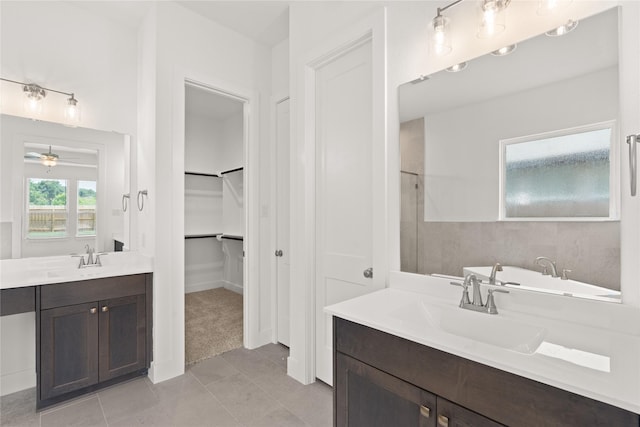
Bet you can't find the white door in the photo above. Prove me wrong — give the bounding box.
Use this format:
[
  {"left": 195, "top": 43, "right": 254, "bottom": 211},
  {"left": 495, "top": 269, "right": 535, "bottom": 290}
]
[
  {"left": 276, "top": 98, "right": 291, "bottom": 346},
  {"left": 315, "top": 39, "right": 384, "bottom": 384}
]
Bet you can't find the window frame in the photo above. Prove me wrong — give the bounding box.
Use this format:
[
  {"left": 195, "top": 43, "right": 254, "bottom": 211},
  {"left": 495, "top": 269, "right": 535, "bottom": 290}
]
[{"left": 498, "top": 120, "right": 619, "bottom": 221}]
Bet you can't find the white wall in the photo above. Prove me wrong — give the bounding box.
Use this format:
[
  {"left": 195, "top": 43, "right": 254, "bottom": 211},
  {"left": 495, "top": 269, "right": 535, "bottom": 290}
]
[
  {"left": 423, "top": 67, "right": 618, "bottom": 221},
  {"left": 136, "top": 1, "right": 273, "bottom": 384},
  {"left": 185, "top": 113, "right": 224, "bottom": 173},
  {"left": 0, "top": 1, "right": 137, "bottom": 135}
]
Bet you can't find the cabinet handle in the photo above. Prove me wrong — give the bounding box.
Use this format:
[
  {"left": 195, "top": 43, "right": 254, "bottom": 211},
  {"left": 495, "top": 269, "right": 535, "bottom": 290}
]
[
  {"left": 437, "top": 414, "right": 449, "bottom": 427},
  {"left": 419, "top": 405, "right": 431, "bottom": 418},
  {"left": 90, "top": 307, "right": 97, "bottom": 314},
  {"left": 101, "top": 306, "right": 109, "bottom": 313}
]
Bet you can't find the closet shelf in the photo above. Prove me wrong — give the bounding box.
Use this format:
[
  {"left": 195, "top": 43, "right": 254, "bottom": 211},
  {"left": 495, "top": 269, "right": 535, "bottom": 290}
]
[
  {"left": 184, "top": 233, "right": 244, "bottom": 241},
  {"left": 220, "top": 167, "right": 243, "bottom": 176},
  {"left": 185, "top": 233, "right": 222, "bottom": 239}
]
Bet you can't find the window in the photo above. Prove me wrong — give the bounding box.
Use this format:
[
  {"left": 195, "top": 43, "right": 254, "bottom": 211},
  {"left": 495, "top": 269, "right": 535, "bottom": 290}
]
[
  {"left": 27, "top": 178, "right": 68, "bottom": 238},
  {"left": 77, "top": 180, "right": 97, "bottom": 236},
  {"left": 501, "top": 123, "right": 616, "bottom": 219}
]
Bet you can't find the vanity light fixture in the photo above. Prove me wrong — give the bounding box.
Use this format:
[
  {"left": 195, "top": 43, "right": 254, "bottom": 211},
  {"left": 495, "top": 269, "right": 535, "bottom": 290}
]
[
  {"left": 491, "top": 44, "right": 517, "bottom": 56},
  {"left": 477, "top": 0, "right": 510, "bottom": 39},
  {"left": 428, "top": 0, "right": 463, "bottom": 56},
  {"left": 0, "top": 77, "right": 81, "bottom": 126},
  {"left": 545, "top": 19, "right": 578, "bottom": 36},
  {"left": 446, "top": 62, "right": 468, "bottom": 73}
]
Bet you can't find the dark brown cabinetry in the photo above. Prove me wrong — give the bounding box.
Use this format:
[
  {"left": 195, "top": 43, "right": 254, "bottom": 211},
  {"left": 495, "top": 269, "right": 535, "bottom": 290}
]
[
  {"left": 334, "top": 317, "right": 639, "bottom": 427},
  {"left": 37, "top": 273, "right": 152, "bottom": 409}
]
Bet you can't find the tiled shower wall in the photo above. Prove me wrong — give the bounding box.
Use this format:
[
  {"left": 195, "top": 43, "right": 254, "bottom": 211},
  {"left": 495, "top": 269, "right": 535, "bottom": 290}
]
[{"left": 400, "top": 118, "right": 620, "bottom": 291}]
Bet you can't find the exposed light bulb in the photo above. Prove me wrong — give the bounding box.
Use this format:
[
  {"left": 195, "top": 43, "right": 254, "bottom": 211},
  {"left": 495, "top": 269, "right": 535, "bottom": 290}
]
[
  {"left": 537, "top": 0, "right": 572, "bottom": 15},
  {"left": 430, "top": 14, "right": 452, "bottom": 56},
  {"left": 23, "top": 84, "right": 46, "bottom": 118},
  {"left": 477, "top": 0, "right": 507, "bottom": 39},
  {"left": 64, "top": 95, "right": 81, "bottom": 126}
]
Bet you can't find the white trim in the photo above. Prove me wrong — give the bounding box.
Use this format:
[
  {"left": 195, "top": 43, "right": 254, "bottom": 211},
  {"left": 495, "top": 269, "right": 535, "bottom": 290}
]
[
  {"left": 498, "top": 120, "right": 619, "bottom": 221},
  {"left": 168, "top": 66, "right": 260, "bottom": 383},
  {"left": 289, "top": 7, "right": 388, "bottom": 385}
]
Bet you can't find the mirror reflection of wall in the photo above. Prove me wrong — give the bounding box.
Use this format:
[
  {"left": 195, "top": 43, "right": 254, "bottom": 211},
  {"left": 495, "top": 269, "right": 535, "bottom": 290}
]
[
  {"left": 0, "top": 114, "right": 130, "bottom": 259},
  {"left": 399, "top": 7, "right": 620, "bottom": 294}
]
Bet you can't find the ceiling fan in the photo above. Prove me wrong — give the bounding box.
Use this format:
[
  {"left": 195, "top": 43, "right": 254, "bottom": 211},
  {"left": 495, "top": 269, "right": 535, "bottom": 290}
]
[{"left": 24, "top": 145, "right": 59, "bottom": 167}]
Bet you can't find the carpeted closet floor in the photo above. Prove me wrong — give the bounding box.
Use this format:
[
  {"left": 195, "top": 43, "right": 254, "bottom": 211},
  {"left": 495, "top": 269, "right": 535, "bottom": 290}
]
[{"left": 185, "top": 287, "right": 243, "bottom": 365}]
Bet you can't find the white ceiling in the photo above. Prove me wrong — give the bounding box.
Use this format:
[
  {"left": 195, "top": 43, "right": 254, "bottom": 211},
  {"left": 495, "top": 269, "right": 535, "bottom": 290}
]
[
  {"left": 67, "top": 1, "right": 289, "bottom": 47},
  {"left": 179, "top": 1, "right": 289, "bottom": 47}
]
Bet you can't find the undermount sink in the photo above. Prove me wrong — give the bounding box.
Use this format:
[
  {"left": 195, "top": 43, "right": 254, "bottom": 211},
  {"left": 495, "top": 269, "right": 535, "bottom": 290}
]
[
  {"left": 439, "top": 307, "right": 546, "bottom": 354},
  {"left": 389, "top": 298, "right": 546, "bottom": 355}
]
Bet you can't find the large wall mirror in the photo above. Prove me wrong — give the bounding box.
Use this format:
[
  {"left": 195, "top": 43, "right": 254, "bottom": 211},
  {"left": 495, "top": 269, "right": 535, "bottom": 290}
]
[
  {"left": 399, "top": 7, "right": 622, "bottom": 302},
  {"left": 1, "top": 114, "right": 131, "bottom": 259}
]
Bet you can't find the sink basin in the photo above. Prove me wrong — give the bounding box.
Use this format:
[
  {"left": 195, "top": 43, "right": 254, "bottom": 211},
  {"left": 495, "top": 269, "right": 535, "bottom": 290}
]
[
  {"left": 389, "top": 298, "right": 546, "bottom": 354},
  {"left": 439, "top": 307, "right": 546, "bottom": 354}
]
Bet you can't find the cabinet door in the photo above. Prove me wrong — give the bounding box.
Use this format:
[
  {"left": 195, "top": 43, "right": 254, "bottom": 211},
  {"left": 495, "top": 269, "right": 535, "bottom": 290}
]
[
  {"left": 40, "top": 303, "right": 99, "bottom": 400},
  {"left": 436, "top": 397, "right": 503, "bottom": 427},
  {"left": 98, "top": 294, "right": 146, "bottom": 381},
  {"left": 336, "top": 352, "right": 437, "bottom": 427}
]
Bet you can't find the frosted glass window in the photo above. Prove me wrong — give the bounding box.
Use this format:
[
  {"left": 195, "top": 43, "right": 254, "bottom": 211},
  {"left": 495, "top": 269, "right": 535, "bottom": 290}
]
[{"left": 503, "top": 127, "right": 612, "bottom": 218}]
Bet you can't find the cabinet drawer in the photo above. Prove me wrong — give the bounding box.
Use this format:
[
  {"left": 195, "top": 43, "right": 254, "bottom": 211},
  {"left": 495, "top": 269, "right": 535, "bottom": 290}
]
[
  {"left": 41, "top": 274, "right": 146, "bottom": 309},
  {"left": 1, "top": 287, "right": 35, "bottom": 316}
]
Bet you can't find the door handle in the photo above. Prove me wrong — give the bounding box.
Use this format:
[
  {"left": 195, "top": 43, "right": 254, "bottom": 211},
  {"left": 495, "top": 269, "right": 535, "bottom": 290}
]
[
  {"left": 627, "top": 134, "right": 639, "bottom": 197},
  {"left": 275, "top": 249, "right": 283, "bottom": 257},
  {"left": 101, "top": 306, "right": 109, "bottom": 313},
  {"left": 437, "top": 414, "right": 449, "bottom": 427},
  {"left": 363, "top": 267, "right": 373, "bottom": 279}
]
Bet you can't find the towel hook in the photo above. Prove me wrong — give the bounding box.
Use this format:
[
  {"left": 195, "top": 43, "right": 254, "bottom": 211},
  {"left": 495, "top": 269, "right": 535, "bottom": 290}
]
[
  {"left": 137, "top": 190, "right": 148, "bottom": 211},
  {"left": 122, "top": 193, "right": 130, "bottom": 212}
]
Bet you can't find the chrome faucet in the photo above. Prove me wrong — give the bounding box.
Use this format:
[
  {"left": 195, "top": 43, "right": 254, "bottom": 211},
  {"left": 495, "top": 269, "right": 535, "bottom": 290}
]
[
  {"left": 488, "top": 262, "right": 503, "bottom": 285},
  {"left": 535, "top": 256, "right": 559, "bottom": 278},
  {"left": 450, "top": 274, "right": 509, "bottom": 314},
  {"left": 85, "top": 244, "right": 95, "bottom": 265},
  {"left": 72, "top": 245, "right": 105, "bottom": 268}
]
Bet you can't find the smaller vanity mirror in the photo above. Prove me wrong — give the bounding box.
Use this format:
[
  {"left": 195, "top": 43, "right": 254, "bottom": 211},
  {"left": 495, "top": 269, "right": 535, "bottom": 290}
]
[
  {"left": 399, "top": 7, "right": 621, "bottom": 301},
  {"left": 1, "top": 114, "right": 131, "bottom": 258}
]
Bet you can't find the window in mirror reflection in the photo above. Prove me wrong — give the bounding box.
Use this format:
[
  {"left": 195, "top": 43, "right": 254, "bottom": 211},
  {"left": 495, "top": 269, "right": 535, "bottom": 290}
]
[
  {"left": 77, "top": 180, "right": 97, "bottom": 236},
  {"left": 27, "top": 178, "right": 68, "bottom": 238},
  {"left": 501, "top": 122, "right": 616, "bottom": 219}
]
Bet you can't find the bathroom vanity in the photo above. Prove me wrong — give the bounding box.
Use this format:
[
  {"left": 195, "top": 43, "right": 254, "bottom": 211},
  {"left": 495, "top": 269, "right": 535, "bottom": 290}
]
[
  {"left": 327, "top": 273, "right": 640, "bottom": 426},
  {"left": 0, "top": 253, "right": 153, "bottom": 409}
]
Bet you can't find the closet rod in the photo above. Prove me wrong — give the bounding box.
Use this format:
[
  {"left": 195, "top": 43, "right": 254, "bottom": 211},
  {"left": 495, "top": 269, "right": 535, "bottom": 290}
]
[{"left": 220, "top": 167, "right": 243, "bottom": 176}]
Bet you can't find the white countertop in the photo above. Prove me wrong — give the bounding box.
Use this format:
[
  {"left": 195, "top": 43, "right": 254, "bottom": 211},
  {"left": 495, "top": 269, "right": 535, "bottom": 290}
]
[
  {"left": 325, "top": 271, "right": 640, "bottom": 414},
  {"left": 1, "top": 252, "right": 153, "bottom": 289}
]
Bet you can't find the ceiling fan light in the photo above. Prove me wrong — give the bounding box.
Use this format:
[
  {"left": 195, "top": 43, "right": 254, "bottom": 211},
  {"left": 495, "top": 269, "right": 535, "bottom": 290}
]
[{"left": 42, "top": 157, "right": 57, "bottom": 167}]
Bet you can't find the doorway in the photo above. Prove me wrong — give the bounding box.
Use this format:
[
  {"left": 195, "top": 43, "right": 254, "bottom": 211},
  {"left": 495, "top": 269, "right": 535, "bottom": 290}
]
[{"left": 183, "top": 82, "right": 246, "bottom": 365}]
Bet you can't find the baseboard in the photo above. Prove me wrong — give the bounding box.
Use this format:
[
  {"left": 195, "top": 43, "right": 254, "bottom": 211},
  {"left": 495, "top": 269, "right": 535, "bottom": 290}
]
[
  {"left": 185, "top": 281, "right": 225, "bottom": 294},
  {"left": 287, "top": 356, "right": 313, "bottom": 385},
  {"left": 0, "top": 370, "right": 36, "bottom": 396},
  {"left": 223, "top": 280, "right": 243, "bottom": 295}
]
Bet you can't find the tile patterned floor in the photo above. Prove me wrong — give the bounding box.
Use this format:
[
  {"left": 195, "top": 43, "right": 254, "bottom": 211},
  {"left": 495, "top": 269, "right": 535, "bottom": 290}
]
[{"left": 0, "top": 344, "right": 333, "bottom": 427}]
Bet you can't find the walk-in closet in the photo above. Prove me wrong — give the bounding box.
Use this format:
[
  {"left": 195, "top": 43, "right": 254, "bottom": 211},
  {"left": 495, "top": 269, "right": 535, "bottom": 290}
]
[{"left": 183, "top": 82, "right": 245, "bottom": 365}]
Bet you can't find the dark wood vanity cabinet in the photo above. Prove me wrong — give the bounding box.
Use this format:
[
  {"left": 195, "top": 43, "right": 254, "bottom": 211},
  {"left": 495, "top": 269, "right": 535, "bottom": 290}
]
[
  {"left": 334, "top": 317, "right": 639, "bottom": 427},
  {"left": 37, "top": 273, "right": 152, "bottom": 409}
]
